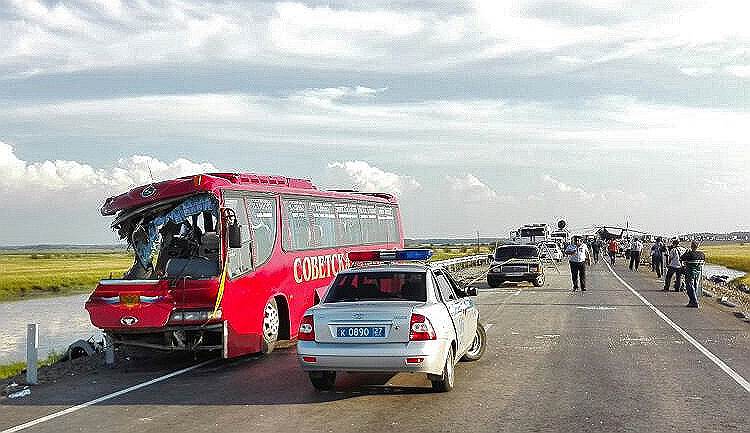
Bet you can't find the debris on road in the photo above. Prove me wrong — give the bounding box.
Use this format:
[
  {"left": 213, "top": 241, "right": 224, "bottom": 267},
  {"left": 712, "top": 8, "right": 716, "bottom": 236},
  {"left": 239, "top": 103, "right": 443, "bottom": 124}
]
[
  {"left": 719, "top": 297, "right": 737, "bottom": 308},
  {"left": 8, "top": 387, "right": 31, "bottom": 399},
  {"left": 3, "top": 382, "right": 31, "bottom": 399}
]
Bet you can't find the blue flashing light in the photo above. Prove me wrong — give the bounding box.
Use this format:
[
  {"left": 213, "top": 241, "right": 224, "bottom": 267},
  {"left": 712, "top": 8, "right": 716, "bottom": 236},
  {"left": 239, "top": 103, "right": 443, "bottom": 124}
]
[{"left": 396, "top": 249, "right": 433, "bottom": 261}]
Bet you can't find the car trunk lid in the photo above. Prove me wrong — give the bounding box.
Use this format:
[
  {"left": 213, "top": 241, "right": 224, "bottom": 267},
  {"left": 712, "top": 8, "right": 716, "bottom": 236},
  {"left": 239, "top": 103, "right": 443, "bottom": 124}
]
[{"left": 313, "top": 302, "right": 419, "bottom": 343}]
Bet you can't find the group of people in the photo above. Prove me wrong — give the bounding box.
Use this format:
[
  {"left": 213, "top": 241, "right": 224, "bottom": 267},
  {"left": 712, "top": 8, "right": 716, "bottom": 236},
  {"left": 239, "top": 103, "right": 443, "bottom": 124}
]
[
  {"left": 562, "top": 235, "right": 705, "bottom": 308},
  {"left": 655, "top": 238, "right": 706, "bottom": 308}
]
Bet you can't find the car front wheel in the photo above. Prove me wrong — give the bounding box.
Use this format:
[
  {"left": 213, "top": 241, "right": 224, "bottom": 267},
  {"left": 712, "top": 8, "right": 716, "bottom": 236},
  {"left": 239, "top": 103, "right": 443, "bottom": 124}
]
[{"left": 532, "top": 274, "right": 545, "bottom": 287}]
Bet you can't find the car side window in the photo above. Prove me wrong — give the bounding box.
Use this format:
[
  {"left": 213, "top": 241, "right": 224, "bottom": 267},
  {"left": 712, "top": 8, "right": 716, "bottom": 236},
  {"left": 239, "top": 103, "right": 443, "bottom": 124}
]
[{"left": 434, "top": 272, "right": 457, "bottom": 302}]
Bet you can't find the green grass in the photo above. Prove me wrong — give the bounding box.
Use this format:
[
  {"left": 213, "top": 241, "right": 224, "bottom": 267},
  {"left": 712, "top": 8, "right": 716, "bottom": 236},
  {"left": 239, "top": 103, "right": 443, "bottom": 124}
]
[
  {"left": 425, "top": 245, "right": 494, "bottom": 262},
  {"left": 702, "top": 243, "right": 750, "bottom": 286},
  {"left": 0, "top": 252, "right": 133, "bottom": 302},
  {"left": 0, "top": 351, "right": 64, "bottom": 380}
]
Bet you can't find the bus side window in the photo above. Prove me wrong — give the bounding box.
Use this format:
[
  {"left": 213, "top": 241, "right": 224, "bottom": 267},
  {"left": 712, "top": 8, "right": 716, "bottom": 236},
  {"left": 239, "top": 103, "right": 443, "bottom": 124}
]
[
  {"left": 309, "top": 201, "right": 336, "bottom": 248},
  {"left": 224, "top": 197, "right": 252, "bottom": 278},
  {"left": 282, "top": 198, "right": 311, "bottom": 250},
  {"left": 246, "top": 197, "right": 277, "bottom": 266},
  {"left": 334, "top": 201, "right": 361, "bottom": 246}
]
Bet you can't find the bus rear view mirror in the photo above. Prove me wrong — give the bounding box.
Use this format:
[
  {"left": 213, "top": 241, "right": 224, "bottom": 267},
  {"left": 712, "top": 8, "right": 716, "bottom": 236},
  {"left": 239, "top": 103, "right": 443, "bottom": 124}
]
[{"left": 228, "top": 222, "right": 243, "bottom": 248}]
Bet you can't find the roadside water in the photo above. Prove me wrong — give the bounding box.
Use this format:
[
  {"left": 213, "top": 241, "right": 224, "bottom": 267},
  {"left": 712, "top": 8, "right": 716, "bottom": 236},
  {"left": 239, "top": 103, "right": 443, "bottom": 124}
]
[
  {"left": 702, "top": 263, "right": 746, "bottom": 280},
  {"left": 0, "top": 293, "right": 100, "bottom": 365}
]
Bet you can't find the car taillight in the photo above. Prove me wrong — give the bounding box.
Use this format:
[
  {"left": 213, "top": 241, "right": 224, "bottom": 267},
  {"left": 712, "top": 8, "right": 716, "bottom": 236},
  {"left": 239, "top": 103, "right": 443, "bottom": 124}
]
[
  {"left": 298, "top": 315, "right": 315, "bottom": 341},
  {"left": 409, "top": 314, "right": 436, "bottom": 341}
]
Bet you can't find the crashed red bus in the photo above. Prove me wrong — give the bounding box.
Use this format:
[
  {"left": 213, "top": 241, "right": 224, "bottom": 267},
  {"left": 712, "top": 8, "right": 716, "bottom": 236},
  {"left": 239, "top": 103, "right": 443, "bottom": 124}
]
[{"left": 85, "top": 173, "right": 403, "bottom": 358}]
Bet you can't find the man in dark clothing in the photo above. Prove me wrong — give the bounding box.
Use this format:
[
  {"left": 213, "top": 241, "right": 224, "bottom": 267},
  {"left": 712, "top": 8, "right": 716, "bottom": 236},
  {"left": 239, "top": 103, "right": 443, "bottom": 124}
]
[
  {"left": 591, "top": 239, "right": 601, "bottom": 264},
  {"left": 680, "top": 241, "right": 705, "bottom": 308}
]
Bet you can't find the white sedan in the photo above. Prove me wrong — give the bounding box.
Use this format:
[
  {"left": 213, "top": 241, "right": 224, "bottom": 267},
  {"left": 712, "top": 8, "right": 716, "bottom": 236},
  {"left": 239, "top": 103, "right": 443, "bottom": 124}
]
[{"left": 297, "top": 250, "right": 486, "bottom": 392}]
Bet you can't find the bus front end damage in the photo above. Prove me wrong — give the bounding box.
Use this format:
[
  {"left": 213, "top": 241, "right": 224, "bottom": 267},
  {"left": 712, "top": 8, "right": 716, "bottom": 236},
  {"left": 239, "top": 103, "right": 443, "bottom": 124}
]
[{"left": 86, "top": 191, "right": 228, "bottom": 355}]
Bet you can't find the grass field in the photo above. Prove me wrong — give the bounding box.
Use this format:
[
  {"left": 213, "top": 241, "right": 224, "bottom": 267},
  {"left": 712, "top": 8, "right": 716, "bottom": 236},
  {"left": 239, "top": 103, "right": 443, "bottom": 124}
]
[
  {"left": 425, "top": 245, "right": 494, "bottom": 262},
  {"left": 0, "top": 252, "right": 133, "bottom": 302},
  {"left": 702, "top": 243, "right": 750, "bottom": 286},
  {"left": 0, "top": 351, "right": 63, "bottom": 380}
]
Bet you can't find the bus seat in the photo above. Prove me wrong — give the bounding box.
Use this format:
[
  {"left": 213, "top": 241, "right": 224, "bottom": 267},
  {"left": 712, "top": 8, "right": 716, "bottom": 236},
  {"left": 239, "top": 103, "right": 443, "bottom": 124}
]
[
  {"left": 165, "top": 257, "right": 220, "bottom": 279},
  {"left": 200, "top": 232, "right": 220, "bottom": 259}
]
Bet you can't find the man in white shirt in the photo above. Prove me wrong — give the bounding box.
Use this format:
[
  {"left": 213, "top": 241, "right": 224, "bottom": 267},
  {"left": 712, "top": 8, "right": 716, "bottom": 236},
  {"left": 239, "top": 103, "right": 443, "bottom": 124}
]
[
  {"left": 565, "top": 236, "right": 592, "bottom": 292},
  {"left": 663, "top": 239, "right": 686, "bottom": 291},
  {"left": 628, "top": 237, "right": 644, "bottom": 271}
]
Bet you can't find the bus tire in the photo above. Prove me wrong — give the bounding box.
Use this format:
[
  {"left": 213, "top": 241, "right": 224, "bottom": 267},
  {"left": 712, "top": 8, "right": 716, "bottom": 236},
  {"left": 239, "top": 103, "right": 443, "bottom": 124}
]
[{"left": 261, "top": 298, "right": 280, "bottom": 354}]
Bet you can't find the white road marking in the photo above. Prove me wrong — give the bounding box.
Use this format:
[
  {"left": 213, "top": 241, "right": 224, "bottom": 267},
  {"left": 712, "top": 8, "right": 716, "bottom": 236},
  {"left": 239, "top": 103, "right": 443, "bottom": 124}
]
[
  {"left": 1, "top": 359, "right": 216, "bottom": 433},
  {"left": 484, "top": 323, "right": 494, "bottom": 330},
  {"left": 576, "top": 306, "right": 617, "bottom": 311},
  {"left": 605, "top": 261, "right": 750, "bottom": 393}
]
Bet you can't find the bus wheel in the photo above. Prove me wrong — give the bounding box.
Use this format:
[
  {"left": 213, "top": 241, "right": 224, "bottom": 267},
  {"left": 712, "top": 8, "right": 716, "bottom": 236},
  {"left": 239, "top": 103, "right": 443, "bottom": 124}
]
[{"left": 262, "top": 298, "right": 280, "bottom": 354}]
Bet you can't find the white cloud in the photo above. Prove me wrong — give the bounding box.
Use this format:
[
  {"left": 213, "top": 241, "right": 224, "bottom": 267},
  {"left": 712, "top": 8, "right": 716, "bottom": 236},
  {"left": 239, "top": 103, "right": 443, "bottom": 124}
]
[
  {"left": 0, "top": 140, "right": 217, "bottom": 244},
  {"left": 0, "top": 140, "right": 216, "bottom": 194},
  {"left": 4, "top": 0, "right": 750, "bottom": 77},
  {"left": 326, "top": 161, "right": 420, "bottom": 196},
  {"left": 542, "top": 174, "right": 595, "bottom": 201},
  {"left": 445, "top": 173, "right": 510, "bottom": 203}
]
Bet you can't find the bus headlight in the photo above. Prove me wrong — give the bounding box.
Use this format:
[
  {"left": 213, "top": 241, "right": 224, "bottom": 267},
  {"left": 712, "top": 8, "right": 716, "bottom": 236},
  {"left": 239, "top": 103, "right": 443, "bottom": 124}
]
[{"left": 169, "top": 310, "right": 216, "bottom": 323}]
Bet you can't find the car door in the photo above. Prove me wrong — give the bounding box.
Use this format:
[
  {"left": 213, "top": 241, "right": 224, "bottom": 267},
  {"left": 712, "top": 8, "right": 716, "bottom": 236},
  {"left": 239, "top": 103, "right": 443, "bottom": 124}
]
[
  {"left": 434, "top": 270, "right": 466, "bottom": 355},
  {"left": 445, "top": 270, "right": 478, "bottom": 351}
]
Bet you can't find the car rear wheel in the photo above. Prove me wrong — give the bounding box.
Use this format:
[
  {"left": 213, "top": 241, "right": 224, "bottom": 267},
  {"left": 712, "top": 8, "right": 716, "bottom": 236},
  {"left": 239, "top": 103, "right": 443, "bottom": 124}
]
[
  {"left": 309, "top": 371, "right": 336, "bottom": 391},
  {"left": 261, "top": 298, "right": 280, "bottom": 354},
  {"left": 461, "top": 323, "right": 486, "bottom": 362},
  {"left": 431, "top": 347, "right": 455, "bottom": 392}
]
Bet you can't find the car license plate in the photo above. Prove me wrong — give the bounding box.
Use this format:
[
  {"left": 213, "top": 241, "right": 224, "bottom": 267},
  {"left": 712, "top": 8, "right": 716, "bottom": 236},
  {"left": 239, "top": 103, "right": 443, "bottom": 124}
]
[
  {"left": 336, "top": 326, "right": 386, "bottom": 338},
  {"left": 505, "top": 272, "right": 523, "bottom": 277},
  {"left": 119, "top": 293, "right": 140, "bottom": 307}
]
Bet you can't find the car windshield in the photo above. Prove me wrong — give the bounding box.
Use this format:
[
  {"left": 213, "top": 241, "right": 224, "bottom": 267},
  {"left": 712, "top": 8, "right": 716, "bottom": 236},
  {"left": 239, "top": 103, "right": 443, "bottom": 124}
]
[
  {"left": 325, "top": 271, "right": 427, "bottom": 303},
  {"left": 495, "top": 246, "right": 538, "bottom": 261}
]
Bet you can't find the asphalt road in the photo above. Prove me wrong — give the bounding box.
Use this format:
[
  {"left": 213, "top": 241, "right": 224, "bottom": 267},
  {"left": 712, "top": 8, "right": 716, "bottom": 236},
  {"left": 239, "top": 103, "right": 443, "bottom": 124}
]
[{"left": 2, "top": 260, "right": 749, "bottom": 433}]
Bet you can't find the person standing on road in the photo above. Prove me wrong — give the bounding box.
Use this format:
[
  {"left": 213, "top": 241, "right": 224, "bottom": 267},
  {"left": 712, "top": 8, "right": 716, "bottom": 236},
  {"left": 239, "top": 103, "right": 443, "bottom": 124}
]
[
  {"left": 608, "top": 238, "right": 619, "bottom": 266},
  {"left": 664, "top": 239, "right": 686, "bottom": 292},
  {"left": 628, "top": 237, "right": 644, "bottom": 271},
  {"left": 591, "top": 238, "right": 602, "bottom": 264},
  {"left": 680, "top": 241, "right": 705, "bottom": 308},
  {"left": 565, "top": 236, "right": 592, "bottom": 292},
  {"left": 651, "top": 238, "right": 666, "bottom": 278}
]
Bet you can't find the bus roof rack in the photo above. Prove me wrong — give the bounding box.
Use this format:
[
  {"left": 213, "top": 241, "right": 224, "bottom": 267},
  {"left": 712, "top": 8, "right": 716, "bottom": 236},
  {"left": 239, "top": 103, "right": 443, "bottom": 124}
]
[
  {"left": 327, "top": 190, "right": 396, "bottom": 200},
  {"left": 207, "top": 173, "right": 316, "bottom": 190}
]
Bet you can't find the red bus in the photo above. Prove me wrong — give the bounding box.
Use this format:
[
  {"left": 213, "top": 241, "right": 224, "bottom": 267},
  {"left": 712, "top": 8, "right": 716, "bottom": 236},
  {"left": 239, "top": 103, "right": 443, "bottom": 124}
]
[{"left": 85, "top": 173, "right": 403, "bottom": 358}]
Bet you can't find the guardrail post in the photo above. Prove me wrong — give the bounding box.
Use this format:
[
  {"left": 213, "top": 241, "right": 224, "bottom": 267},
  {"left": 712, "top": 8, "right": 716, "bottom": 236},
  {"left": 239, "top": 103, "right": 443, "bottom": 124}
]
[
  {"left": 104, "top": 334, "right": 115, "bottom": 366},
  {"left": 26, "top": 324, "right": 38, "bottom": 385}
]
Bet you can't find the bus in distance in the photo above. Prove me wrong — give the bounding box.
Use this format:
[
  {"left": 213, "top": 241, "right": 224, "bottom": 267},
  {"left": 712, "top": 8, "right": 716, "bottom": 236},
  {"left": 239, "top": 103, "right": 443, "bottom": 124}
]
[{"left": 85, "top": 173, "right": 404, "bottom": 358}]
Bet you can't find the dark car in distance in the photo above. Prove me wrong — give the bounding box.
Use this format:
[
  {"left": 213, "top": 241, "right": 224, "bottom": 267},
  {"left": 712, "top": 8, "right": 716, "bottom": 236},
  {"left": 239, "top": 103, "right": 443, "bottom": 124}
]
[{"left": 486, "top": 245, "right": 545, "bottom": 288}]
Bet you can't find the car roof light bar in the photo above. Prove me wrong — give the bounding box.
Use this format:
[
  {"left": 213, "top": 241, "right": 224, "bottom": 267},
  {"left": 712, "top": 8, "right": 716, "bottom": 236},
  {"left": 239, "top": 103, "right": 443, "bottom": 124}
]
[{"left": 348, "top": 249, "right": 433, "bottom": 263}]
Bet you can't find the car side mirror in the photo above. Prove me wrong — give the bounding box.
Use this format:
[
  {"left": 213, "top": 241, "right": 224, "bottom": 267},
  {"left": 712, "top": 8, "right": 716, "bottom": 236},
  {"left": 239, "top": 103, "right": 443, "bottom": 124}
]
[
  {"left": 465, "top": 286, "right": 478, "bottom": 296},
  {"left": 228, "top": 221, "right": 243, "bottom": 248}
]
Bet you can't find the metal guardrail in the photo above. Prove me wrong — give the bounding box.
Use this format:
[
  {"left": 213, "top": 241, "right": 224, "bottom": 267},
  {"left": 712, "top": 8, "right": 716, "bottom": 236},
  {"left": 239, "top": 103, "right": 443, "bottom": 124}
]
[{"left": 433, "top": 254, "right": 489, "bottom": 272}]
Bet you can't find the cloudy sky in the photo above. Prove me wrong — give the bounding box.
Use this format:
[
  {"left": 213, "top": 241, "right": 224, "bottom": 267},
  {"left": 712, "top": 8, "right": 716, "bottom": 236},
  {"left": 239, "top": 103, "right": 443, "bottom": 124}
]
[{"left": 2, "top": 0, "right": 750, "bottom": 245}]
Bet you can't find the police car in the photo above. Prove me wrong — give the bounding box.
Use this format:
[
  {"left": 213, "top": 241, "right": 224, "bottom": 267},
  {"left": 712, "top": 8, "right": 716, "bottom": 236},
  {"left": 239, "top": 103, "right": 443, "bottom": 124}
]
[{"left": 297, "top": 249, "right": 486, "bottom": 392}]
